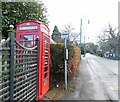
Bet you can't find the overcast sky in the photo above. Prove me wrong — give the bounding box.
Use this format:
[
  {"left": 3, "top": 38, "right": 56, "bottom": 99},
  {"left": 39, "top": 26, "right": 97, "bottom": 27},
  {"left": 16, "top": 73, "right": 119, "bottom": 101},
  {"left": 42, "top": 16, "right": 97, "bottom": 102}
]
[{"left": 42, "top": 0, "right": 119, "bottom": 44}]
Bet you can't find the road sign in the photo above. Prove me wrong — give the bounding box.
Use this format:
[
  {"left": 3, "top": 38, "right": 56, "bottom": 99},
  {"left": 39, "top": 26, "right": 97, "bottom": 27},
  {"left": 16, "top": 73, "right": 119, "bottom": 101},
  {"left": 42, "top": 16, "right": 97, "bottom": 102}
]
[{"left": 61, "top": 32, "right": 69, "bottom": 39}]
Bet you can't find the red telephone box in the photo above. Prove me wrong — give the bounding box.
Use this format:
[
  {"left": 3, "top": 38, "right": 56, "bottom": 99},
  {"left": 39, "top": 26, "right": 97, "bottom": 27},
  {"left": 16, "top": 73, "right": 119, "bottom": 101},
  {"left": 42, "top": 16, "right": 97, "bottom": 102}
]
[{"left": 16, "top": 20, "right": 50, "bottom": 100}]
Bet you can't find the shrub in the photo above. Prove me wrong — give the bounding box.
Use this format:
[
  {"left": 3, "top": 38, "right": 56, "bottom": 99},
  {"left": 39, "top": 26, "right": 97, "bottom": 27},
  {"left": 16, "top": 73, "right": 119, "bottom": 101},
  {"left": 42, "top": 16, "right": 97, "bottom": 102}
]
[{"left": 50, "top": 43, "right": 80, "bottom": 87}]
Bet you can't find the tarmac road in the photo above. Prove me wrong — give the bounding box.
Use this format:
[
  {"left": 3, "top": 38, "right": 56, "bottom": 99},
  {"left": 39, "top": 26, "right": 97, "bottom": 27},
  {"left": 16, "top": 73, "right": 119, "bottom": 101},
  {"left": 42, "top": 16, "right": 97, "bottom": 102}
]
[{"left": 60, "top": 53, "right": 118, "bottom": 101}]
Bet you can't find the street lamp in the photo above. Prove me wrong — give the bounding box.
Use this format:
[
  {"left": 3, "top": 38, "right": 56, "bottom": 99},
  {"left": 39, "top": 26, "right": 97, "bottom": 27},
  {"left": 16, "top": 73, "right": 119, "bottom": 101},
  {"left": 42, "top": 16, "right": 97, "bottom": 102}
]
[{"left": 80, "top": 17, "right": 90, "bottom": 58}]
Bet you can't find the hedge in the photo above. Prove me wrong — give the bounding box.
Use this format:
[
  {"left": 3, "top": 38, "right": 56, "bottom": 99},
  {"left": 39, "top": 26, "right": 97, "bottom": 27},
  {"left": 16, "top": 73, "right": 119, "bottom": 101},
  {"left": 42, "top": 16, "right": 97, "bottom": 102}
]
[{"left": 50, "top": 43, "right": 80, "bottom": 87}]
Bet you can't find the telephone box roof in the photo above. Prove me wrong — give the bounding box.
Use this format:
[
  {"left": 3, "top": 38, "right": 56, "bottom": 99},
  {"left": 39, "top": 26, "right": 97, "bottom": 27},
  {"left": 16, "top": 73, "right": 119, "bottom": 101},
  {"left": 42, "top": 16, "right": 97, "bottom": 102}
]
[{"left": 16, "top": 20, "right": 50, "bottom": 31}]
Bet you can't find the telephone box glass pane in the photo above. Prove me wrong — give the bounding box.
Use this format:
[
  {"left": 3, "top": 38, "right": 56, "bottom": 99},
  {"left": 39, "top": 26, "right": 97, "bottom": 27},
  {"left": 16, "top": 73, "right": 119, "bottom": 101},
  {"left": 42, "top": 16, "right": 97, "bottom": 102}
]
[
  {"left": 23, "top": 35, "right": 33, "bottom": 40},
  {"left": 20, "top": 34, "right": 39, "bottom": 47},
  {"left": 44, "top": 78, "right": 48, "bottom": 85},
  {"left": 45, "top": 50, "right": 48, "bottom": 54},
  {"left": 45, "top": 38, "right": 49, "bottom": 42},
  {"left": 44, "top": 73, "right": 47, "bottom": 78},
  {"left": 44, "top": 61, "right": 48, "bottom": 66},
  {"left": 21, "top": 41, "right": 33, "bottom": 47},
  {"left": 44, "top": 67, "right": 48, "bottom": 72},
  {"left": 45, "top": 43, "right": 48, "bottom": 48}
]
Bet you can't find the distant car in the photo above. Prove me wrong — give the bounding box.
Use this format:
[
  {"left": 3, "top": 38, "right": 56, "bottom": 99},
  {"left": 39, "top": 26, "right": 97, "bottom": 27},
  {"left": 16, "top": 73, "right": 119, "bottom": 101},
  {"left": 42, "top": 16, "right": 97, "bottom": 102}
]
[
  {"left": 104, "top": 51, "right": 109, "bottom": 58},
  {"left": 104, "top": 51, "right": 119, "bottom": 60}
]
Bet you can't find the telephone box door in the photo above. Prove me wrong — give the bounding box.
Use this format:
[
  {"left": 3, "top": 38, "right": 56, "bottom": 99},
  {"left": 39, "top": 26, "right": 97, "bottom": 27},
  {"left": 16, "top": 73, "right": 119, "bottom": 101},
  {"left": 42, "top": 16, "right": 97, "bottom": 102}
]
[{"left": 41, "top": 34, "right": 50, "bottom": 95}]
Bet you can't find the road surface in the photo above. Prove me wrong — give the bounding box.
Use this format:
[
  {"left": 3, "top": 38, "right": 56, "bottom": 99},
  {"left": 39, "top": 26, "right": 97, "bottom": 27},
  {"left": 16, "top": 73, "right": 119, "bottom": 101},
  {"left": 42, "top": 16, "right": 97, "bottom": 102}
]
[{"left": 60, "top": 53, "right": 119, "bottom": 101}]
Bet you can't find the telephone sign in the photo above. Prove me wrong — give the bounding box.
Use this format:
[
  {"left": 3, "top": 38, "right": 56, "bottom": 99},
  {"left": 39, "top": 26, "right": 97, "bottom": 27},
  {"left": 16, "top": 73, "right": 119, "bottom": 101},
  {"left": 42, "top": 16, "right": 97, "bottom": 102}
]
[{"left": 19, "top": 26, "right": 38, "bottom": 30}]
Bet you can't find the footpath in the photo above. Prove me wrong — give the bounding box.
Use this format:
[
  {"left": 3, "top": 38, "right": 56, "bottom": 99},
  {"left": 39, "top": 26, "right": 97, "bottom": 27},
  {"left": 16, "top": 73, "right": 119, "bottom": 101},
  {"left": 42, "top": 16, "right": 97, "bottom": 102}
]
[{"left": 41, "top": 83, "right": 75, "bottom": 100}]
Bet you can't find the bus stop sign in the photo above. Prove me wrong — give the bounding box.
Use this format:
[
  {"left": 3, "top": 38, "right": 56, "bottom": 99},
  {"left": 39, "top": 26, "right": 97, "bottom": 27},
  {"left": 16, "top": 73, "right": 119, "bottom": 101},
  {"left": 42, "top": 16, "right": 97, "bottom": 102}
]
[{"left": 61, "top": 32, "right": 69, "bottom": 39}]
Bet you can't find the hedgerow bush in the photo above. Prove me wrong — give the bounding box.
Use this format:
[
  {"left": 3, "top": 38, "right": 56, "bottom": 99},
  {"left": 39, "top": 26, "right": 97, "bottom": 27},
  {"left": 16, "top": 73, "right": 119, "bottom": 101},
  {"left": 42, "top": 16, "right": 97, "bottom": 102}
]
[
  {"left": 67, "top": 46, "right": 80, "bottom": 76},
  {"left": 50, "top": 43, "right": 80, "bottom": 88}
]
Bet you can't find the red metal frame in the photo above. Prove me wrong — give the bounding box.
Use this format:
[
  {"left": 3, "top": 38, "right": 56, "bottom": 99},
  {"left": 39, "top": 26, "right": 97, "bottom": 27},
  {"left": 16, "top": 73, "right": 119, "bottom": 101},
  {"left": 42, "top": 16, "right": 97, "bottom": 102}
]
[{"left": 16, "top": 20, "right": 50, "bottom": 100}]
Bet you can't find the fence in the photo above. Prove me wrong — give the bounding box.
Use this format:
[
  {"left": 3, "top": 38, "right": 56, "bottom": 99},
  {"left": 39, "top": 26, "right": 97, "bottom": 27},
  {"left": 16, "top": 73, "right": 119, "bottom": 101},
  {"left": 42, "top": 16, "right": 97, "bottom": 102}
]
[{"left": 0, "top": 26, "right": 38, "bottom": 101}]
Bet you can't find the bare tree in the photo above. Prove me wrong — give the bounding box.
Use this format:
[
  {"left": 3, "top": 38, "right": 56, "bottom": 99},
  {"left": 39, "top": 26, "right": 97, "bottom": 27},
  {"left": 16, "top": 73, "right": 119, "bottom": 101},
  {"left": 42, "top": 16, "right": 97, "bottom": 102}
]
[
  {"left": 63, "top": 23, "right": 80, "bottom": 45},
  {"left": 63, "top": 23, "right": 75, "bottom": 34},
  {"left": 97, "top": 24, "right": 119, "bottom": 54}
]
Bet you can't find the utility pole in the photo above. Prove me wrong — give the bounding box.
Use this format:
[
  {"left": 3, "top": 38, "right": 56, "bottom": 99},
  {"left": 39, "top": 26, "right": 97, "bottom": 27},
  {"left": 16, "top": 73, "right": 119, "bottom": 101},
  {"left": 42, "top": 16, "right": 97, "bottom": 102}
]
[
  {"left": 83, "top": 36, "right": 86, "bottom": 57},
  {"left": 64, "top": 37, "right": 67, "bottom": 90},
  {"left": 61, "top": 32, "right": 68, "bottom": 90}
]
